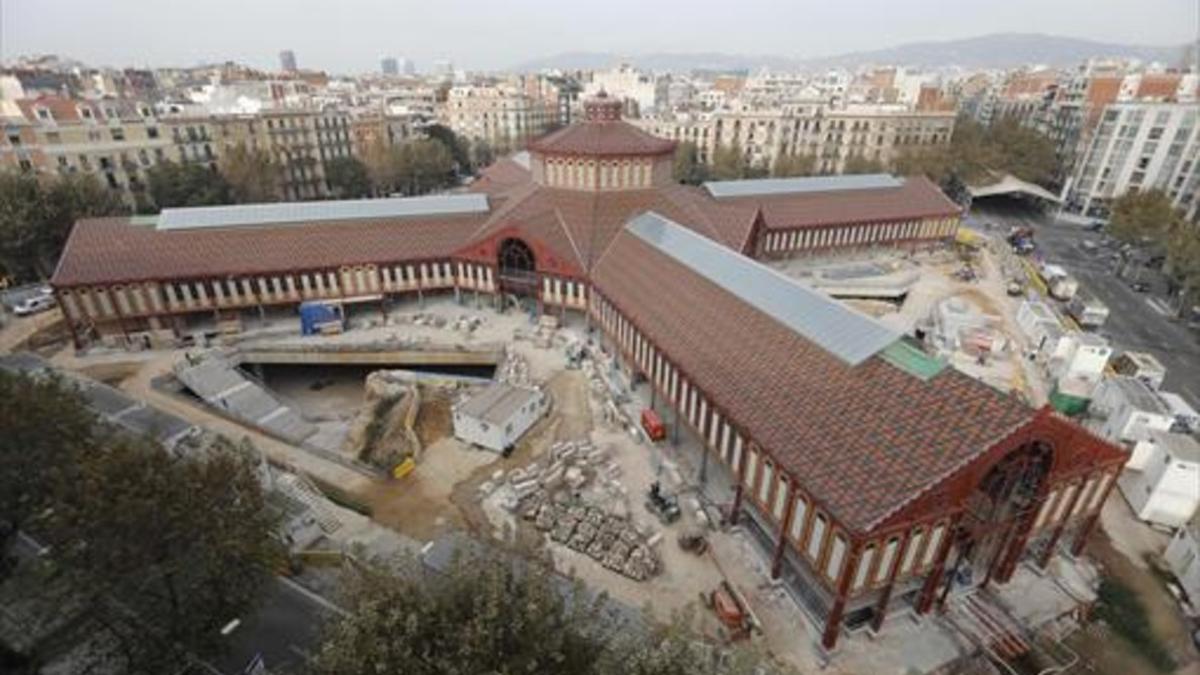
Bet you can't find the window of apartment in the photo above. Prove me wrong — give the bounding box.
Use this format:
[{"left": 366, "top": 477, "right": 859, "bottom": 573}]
[
  {"left": 6, "top": 133, "right": 19, "bottom": 146},
  {"left": 79, "top": 155, "right": 91, "bottom": 169},
  {"left": 57, "top": 156, "right": 69, "bottom": 168},
  {"left": 35, "top": 107, "right": 52, "bottom": 121},
  {"left": 111, "top": 128, "right": 125, "bottom": 141},
  {"left": 1148, "top": 127, "right": 1164, "bottom": 141},
  {"left": 18, "top": 159, "right": 32, "bottom": 171},
  {"left": 46, "top": 131, "right": 61, "bottom": 144},
  {"left": 78, "top": 106, "right": 93, "bottom": 120},
  {"left": 147, "top": 126, "right": 159, "bottom": 139}
]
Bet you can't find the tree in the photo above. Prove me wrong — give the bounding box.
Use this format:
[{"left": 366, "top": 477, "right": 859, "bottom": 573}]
[
  {"left": 710, "top": 143, "right": 750, "bottom": 181},
  {"left": 146, "top": 161, "right": 233, "bottom": 209},
  {"left": 0, "top": 172, "right": 127, "bottom": 281},
  {"left": 44, "top": 434, "right": 281, "bottom": 672},
  {"left": 423, "top": 124, "right": 471, "bottom": 172},
  {"left": 312, "top": 551, "right": 611, "bottom": 675},
  {"left": 397, "top": 139, "right": 457, "bottom": 195},
  {"left": 324, "top": 156, "right": 372, "bottom": 198},
  {"left": 673, "top": 141, "right": 711, "bottom": 185},
  {"left": 1108, "top": 189, "right": 1180, "bottom": 244},
  {"left": 0, "top": 371, "right": 98, "bottom": 548},
  {"left": 313, "top": 548, "right": 787, "bottom": 675},
  {"left": 220, "top": 144, "right": 280, "bottom": 203},
  {"left": 471, "top": 139, "right": 496, "bottom": 170},
  {"left": 1165, "top": 225, "right": 1200, "bottom": 317},
  {"left": 841, "top": 154, "right": 887, "bottom": 175},
  {"left": 986, "top": 117, "right": 1059, "bottom": 186},
  {"left": 362, "top": 138, "right": 399, "bottom": 195},
  {"left": 772, "top": 153, "right": 817, "bottom": 178}
]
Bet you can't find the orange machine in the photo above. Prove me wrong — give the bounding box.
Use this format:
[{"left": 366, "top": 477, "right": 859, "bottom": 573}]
[{"left": 640, "top": 408, "right": 666, "bottom": 442}]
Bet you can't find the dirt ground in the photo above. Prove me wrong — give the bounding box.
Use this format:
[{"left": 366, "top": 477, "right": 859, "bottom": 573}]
[
  {"left": 414, "top": 390, "right": 453, "bottom": 448},
  {"left": 360, "top": 435, "right": 496, "bottom": 541},
  {"left": 1072, "top": 525, "right": 1200, "bottom": 674}
]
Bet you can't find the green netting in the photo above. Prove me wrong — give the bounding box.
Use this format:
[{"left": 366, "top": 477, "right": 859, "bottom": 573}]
[{"left": 879, "top": 340, "right": 947, "bottom": 380}]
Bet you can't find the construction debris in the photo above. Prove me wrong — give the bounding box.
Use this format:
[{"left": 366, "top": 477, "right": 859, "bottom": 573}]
[{"left": 485, "top": 438, "right": 661, "bottom": 581}]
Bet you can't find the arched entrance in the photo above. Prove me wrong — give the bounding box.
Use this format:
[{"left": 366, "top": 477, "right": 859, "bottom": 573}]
[
  {"left": 941, "top": 442, "right": 1053, "bottom": 599},
  {"left": 497, "top": 238, "right": 538, "bottom": 296}
]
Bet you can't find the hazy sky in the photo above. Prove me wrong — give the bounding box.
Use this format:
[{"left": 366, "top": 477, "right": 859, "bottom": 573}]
[{"left": 2, "top": 0, "right": 1195, "bottom": 73}]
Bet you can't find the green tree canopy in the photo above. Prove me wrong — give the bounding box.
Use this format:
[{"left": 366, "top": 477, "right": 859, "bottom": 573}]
[
  {"left": 893, "top": 115, "right": 1059, "bottom": 188},
  {"left": 0, "top": 371, "right": 98, "bottom": 543},
  {"left": 1108, "top": 189, "right": 1181, "bottom": 243},
  {"left": 0, "top": 172, "right": 127, "bottom": 281},
  {"left": 673, "top": 141, "right": 711, "bottom": 185},
  {"left": 324, "top": 155, "right": 372, "bottom": 198},
  {"left": 146, "top": 161, "right": 233, "bottom": 210},
  {"left": 44, "top": 434, "right": 281, "bottom": 671},
  {"left": 423, "top": 124, "right": 471, "bottom": 172},
  {"left": 772, "top": 153, "right": 818, "bottom": 178},
  {"left": 220, "top": 144, "right": 280, "bottom": 203},
  {"left": 1, "top": 371, "right": 280, "bottom": 672},
  {"left": 841, "top": 154, "right": 888, "bottom": 175},
  {"left": 364, "top": 139, "right": 458, "bottom": 196},
  {"left": 471, "top": 139, "right": 496, "bottom": 170},
  {"left": 313, "top": 548, "right": 787, "bottom": 675}
]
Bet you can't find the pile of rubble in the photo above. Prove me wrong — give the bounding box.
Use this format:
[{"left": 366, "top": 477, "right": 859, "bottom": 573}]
[
  {"left": 524, "top": 495, "right": 659, "bottom": 581},
  {"left": 478, "top": 439, "right": 660, "bottom": 581},
  {"left": 496, "top": 348, "right": 532, "bottom": 386},
  {"left": 409, "top": 312, "right": 449, "bottom": 329}
]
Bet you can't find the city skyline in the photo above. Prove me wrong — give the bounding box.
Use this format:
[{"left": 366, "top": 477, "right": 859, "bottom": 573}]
[{"left": 3, "top": 0, "right": 1196, "bottom": 73}]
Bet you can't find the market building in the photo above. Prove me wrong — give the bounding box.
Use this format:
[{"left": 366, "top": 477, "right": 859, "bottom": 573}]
[{"left": 50, "top": 94, "right": 1124, "bottom": 652}]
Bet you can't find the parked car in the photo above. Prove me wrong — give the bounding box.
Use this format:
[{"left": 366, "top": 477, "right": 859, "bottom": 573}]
[
  {"left": 1083, "top": 220, "right": 1106, "bottom": 232},
  {"left": 1130, "top": 281, "right": 1151, "bottom": 293},
  {"left": 12, "top": 292, "right": 55, "bottom": 316}
]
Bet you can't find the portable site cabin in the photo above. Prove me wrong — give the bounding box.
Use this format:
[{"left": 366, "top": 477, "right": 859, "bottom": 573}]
[
  {"left": 1094, "top": 376, "right": 1175, "bottom": 444},
  {"left": 1164, "top": 519, "right": 1200, "bottom": 605},
  {"left": 1119, "top": 430, "right": 1200, "bottom": 528},
  {"left": 1112, "top": 351, "right": 1167, "bottom": 390},
  {"left": 452, "top": 382, "right": 548, "bottom": 453}
]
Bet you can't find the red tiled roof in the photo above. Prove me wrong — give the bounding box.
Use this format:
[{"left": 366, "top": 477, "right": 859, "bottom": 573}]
[
  {"left": 458, "top": 182, "right": 756, "bottom": 272},
  {"left": 16, "top": 96, "right": 105, "bottom": 124},
  {"left": 51, "top": 214, "right": 487, "bottom": 286},
  {"left": 591, "top": 230, "right": 1034, "bottom": 533},
  {"left": 469, "top": 156, "right": 531, "bottom": 195},
  {"left": 723, "top": 175, "right": 961, "bottom": 231},
  {"left": 528, "top": 120, "right": 676, "bottom": 157}
]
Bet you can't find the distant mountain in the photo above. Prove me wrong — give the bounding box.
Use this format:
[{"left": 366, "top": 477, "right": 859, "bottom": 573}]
[
  {"left": 510, "top": 33, "right": 1189, "bottom": 73},
  {"left": 799, "top": 33, "right": 1188, "bottom": 70}
]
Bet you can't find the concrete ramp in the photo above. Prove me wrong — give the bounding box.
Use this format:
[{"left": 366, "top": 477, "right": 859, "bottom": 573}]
[{"left": 175, "top": 357, "right": 316, "bottom": 444}]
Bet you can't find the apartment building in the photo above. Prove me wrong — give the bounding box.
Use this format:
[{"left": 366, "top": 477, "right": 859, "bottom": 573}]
[
  {"left": 163, "top": 108, "right": 356, "bottom": 201},
  {"left": 1, "top": 95, "right": 174, "bottom": 206},
  {"left": 636, "top": 103, "right": 955, "bottom": 174},
  {"left": 438, "top": 84, "right": 557, "bottom": 151},
  {"left": 1065, "top": 102, "right": 1200, "bottom": 221}
]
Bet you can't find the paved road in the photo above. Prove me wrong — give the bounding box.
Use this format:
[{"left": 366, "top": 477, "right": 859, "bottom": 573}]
[
  {"left": 972, "top": 202, "right": 1200, "bottom": 410},
  {"left": 210, "top": 577, "right": 341, "bottom": 674}
]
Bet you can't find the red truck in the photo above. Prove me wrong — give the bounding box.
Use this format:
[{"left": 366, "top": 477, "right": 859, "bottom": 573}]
[{"left": 640, "top": 408, "right": 666, "bottom": 442}]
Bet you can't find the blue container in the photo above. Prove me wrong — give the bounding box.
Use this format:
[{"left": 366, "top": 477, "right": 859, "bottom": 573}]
[{"left": 299, "top": 301, "right": 343, "bottom": 335}]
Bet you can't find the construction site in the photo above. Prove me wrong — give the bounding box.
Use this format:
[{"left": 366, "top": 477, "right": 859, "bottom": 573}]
[
  {"left": 7, "top": 97, "right": 1158, "bottom": 674},
  {"left": 1, "top": 219, "right": 1137, "bottom": 674}
]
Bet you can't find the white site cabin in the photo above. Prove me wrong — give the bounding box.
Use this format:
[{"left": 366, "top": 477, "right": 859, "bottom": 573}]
[
  {"left": 1164, "top": 519, "right": 1200, "bottom": 610},
  {"left": 453, "top": 382, "right": 548, "bottom": 453},
  {"left": 1119, "top": 429, "right": 1200, "bottom": 529}
]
